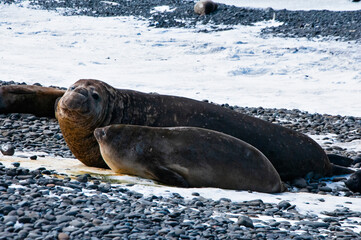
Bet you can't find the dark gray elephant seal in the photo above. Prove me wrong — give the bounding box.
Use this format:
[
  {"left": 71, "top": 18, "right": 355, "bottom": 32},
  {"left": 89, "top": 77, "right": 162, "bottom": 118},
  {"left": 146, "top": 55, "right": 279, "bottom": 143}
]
[
  {"left": 194, "top": 0, "right": 218, "bottom": 15},
  {"left": 0, "top": 85, "right": 65, "bottom": 117},
  {"left": 94, "top": 124, "right": 284, "bottom": 193},
  {"left": 56, "top": 79, "right": 349, "bottom": 179}
]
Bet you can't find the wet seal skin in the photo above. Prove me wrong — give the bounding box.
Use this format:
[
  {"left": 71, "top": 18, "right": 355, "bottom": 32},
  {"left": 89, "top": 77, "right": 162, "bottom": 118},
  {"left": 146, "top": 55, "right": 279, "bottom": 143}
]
[
  {"left": 56, "top": 79, "right": 351, "bottom": 180},
  {"left": 0, "top": 85, "right": 65, "bottom": 117},
  {"left": 94, "top": 124, "right": 284, "bottom": 193}
]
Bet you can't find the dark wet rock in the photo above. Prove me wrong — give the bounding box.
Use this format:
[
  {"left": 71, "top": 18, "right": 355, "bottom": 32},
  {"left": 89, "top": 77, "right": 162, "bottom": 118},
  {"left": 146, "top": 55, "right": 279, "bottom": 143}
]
[
  {"left": 18, "top": 216, "right": 33, "bottom": 224},
  {"left": 11, "top": 162, "right": 20, "bottom": 167},
  {"left": 237, "top": 216, "right": 254, "bottom": 228},
  {"left": 277, "top": 200, "right": 291, "bottom": 210},
  {"left": 70, "top": 220, "right": 84, "bottom": 228},
  {"left": 3, "top": 215, "right": 17, "bottom": 223},
  {"left": 353, "top": 155, "right": 361, "bottom": 164},
  {"left": 0, "top": 205, "right": 15, "bottom": 215},
  {"left": 318, "top": 186, "right": 332, "bottom": 192},
  {"left": 76, "top": 174, "right": 89, "bottom": 183},
  {"left": 0, "top": 143, "right": 15, "bottom": 156},
  {"left": 297, "top": 221, "right": 330, "bottom": 228},
  {"left": 56, "top": 215, "right": 73, "bottom": 224}
]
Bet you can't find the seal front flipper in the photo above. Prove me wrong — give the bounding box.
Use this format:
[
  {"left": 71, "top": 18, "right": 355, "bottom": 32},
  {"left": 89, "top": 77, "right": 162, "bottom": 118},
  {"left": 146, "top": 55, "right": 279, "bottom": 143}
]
[{"left": 148, "top": 166, "right": 189, "bottom": 188}]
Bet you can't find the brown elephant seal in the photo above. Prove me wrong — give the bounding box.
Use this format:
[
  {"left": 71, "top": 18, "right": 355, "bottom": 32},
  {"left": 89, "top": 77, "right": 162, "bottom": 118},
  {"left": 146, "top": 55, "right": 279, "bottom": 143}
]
[
  {"left": 0, "top": 85, "right": 65, "bottom": 117},
  {"left": 56, "top": 79, "right": 350, "bottom": 180},
  {"left": 94, "top": 124, "right": 284, "bottom": 193},
  {"left": 194, "top": 0, "right": 218, "bottom": 15}
]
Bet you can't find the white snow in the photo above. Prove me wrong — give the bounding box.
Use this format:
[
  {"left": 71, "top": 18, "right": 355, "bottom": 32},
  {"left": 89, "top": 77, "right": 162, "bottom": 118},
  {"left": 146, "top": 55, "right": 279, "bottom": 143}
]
[
  {"left": 310, "top": 134, "right": 361, "bottom": 154},
  {"left": 216, "top": 0, "right": 361, "bottom": 11},
  {"left": 150, "top": 5, "right": 177, "bottom": 13},
  {"left": 1, "top": 2, "right": 360, "bottom": 116}
]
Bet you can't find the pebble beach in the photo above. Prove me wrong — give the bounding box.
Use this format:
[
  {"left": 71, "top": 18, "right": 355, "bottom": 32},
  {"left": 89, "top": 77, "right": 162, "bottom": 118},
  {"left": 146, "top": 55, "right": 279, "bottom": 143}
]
[{"left": 1, "top": 0, "right": 361, "bottom": 239}]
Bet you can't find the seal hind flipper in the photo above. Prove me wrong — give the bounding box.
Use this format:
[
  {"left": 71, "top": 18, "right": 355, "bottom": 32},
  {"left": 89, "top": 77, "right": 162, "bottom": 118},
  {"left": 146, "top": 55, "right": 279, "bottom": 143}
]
[
  {"left": 327, "top": 154, "right": 354, "bottom": 167},
  {"left": 150, "top": 166, "right": 190, "bottom": 188},
  {"left": 331, "top": 163, "right": 355, "bottom": 176}
]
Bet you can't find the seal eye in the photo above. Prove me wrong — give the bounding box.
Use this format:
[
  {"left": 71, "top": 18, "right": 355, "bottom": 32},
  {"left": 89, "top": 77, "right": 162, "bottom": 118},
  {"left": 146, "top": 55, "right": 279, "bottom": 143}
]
[
  {"left": 92, "top": 93, "right": 100, "bottom": 100},
  {"left": 69, "top": 86, "right": 76, "bottom": 91}
]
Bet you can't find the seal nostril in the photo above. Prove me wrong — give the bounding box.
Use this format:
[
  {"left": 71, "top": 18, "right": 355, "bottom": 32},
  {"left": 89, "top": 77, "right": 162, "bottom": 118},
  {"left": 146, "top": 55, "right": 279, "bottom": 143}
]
[
  {"left": 101, "top": 129, "right": 106, "bottom": 137},
  {"left": 95, "top": 128, "right": 106, "bottom": 140},
  {"left": 76, "top": 88, "right": 88, "bottom": 97}
]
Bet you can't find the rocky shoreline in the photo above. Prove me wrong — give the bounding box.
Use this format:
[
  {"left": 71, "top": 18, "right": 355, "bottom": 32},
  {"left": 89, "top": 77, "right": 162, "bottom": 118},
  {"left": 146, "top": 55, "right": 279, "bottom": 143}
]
[
  {"left": 1, "top": 0, "right": 360, "bottom": 41},
  {"left": 1, "top": 81, "right": 361, "bottom": 239},
  {"left": 0, "top": 161, "right": 360, "bottom": 240}
]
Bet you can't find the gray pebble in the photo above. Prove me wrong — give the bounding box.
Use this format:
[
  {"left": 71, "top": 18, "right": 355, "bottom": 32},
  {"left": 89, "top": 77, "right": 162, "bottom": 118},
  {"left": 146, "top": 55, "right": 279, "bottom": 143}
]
[
  {"left": 58, "top": 232, "right": 70, "bottom": 240},
  {"left": 1, "top": 143, "right": 15, "bottom": 156},
  {"left": 237, "top": 216, "right": 254, "bottom": 228},
  {"left": 278, "top": 200, "right": 291, "bottom": 210}
]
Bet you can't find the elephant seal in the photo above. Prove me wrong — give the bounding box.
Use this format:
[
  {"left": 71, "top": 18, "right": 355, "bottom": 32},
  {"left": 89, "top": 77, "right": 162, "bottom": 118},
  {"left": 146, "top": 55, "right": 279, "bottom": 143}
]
[
  {"left": 345, "top": 170, "right": 361, "bottom": 193},
  {"left": 56, "top": 79, "right": 347, "bottom": 180},
  {"left": 0, "top": 85, "right": 65, "bottom": 117},
  {"left": 194, "top": 0, "right": 218, "bottom": 15},
  {"left": 94, "top": 124, "right": 284, "bottom": 193}
]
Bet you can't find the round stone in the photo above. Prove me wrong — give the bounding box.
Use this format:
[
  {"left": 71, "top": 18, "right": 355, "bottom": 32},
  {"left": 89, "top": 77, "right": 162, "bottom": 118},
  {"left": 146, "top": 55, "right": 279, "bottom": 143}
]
[
  {"left": 58, "top": 232, "right": 69, "bottom": 240},
  {"left": 12, "top": 162, "right": 20, "bottom": 168},
  {"left": 1, "top": 143, "right": 15, "bottom": 156}
]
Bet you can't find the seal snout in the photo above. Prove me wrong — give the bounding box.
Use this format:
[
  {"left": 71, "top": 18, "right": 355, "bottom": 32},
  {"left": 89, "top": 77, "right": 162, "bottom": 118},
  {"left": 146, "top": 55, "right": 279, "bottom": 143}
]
[
  {"left": 61, "top": 87, "right": 90, "bottom": 111},
  {"left": 94, "top": 127, "right": 106, "bottom": 142}
]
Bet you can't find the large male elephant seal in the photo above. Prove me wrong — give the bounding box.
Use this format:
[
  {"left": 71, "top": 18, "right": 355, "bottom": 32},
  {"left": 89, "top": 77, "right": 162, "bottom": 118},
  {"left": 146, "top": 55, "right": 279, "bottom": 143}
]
[
  {"left": 94, "top": 124, "right": 284, "bottom": 193},
  {"left": 0, "top": 85, "right": 65, "bottom": 117},
  {"left": 56, "top": 79, "right": 350, "bottom": 179}
]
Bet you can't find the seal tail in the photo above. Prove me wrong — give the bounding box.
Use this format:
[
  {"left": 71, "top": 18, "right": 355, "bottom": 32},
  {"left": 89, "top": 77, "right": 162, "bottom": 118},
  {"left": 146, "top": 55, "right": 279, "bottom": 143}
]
[{"left": 331, "top": 163, "right": 355, "bottom": 176}]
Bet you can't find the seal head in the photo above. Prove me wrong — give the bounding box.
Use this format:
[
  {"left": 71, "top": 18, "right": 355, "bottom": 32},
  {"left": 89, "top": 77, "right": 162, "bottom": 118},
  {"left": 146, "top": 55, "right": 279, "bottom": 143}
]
[{"left": 56, "top": 79, "right": 120, "bottom": 168}]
